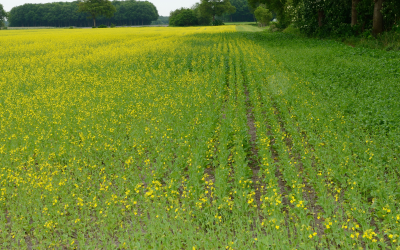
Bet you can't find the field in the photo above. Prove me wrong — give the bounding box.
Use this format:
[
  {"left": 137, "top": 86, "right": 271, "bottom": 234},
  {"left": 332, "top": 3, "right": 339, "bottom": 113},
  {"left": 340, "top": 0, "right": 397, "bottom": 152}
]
[{"left": 0, "top": 26, "right": 399, "bottom": 249}]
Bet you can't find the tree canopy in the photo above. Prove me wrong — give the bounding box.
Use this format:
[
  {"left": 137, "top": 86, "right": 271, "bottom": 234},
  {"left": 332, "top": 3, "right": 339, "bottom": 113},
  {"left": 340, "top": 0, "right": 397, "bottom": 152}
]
[
  {"left": 199, "top": 0, "right": 236, "bottom": 23},
  {"left": 78, "top": 0, "right": 116, "bottom": 27},
  {"left": 254, "top": 5, "right": 272, "bottom": 27},
  {"left": 0, "top": 4, "right": 7, "bottom": 28},
  {"left": 248, "top": 0, "right": 400, "bottom": 36},
  {"left": 8, "top": 1, "right": 158, "bottom": 27},
  {"left": 223, "top": 0, "right": 254, "bottom": 22},
  {"left": 169, "top": 8, "right": 198, "bottom": 27}
]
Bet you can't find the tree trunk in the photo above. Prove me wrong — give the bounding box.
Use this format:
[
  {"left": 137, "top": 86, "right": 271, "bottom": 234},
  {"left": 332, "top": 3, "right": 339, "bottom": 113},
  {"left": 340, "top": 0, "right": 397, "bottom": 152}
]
[
  {"left": 318, "top": 10, "right": 324, "bottom": 27},
  {"left": 93, "top": 18, "right": 96, "bottom": 27},
  {"left": 372, "top": 0, "right": 384, "bottom": 36},
  {"left": 351, "top": 0, "right": 360, "bottom": 26}
]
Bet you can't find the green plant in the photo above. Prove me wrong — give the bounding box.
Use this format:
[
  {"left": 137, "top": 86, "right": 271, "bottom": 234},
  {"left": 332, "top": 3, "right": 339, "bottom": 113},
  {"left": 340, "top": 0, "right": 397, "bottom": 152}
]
[
  {"left": 98, "top": 24, "right": 107, "bottom": 28},
  {"left": 110, "top": 23, "right": 116, "bottom": 28},
  {"left": 212, "top": 19, "right": 224, "bottom": 26},
  {"left": 254, "top": 5, "right": 272, "bottom": 27},
  {"left": 169, "top": 8, "right": 198, "bottom": 26},
  {"left": 1, "top": 26, "right": 399, "bottom": 249}
]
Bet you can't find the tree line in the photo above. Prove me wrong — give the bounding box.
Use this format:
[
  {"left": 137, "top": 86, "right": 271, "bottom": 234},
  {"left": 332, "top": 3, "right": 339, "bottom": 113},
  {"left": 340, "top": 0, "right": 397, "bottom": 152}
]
[
  {"left": 0, "top": 3, "right": 7, "bottom": 29},
  {"left": 248, "top": 0, "right": 400, "bottom": 36},
  {"left": 8, "top": 0, "right": 158, "bottom": 27},
  {"left": 170, "top": 0, "right": 255, "bottom": 27}
]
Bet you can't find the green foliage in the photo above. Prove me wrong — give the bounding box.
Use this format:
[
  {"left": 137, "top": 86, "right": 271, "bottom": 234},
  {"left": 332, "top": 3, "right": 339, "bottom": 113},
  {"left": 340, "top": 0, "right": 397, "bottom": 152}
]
[
  {"left": 78, "top": 0, "right": 116, "bottom": 27},
  {"left": 98, "top": 24, "right": 107, "bottom": 28},
  {"left": 222, "top": 0, "right": 254, "bottom": 22},
  {"left": 248, "top": 0, "right": 291, "bottom": 28},
  {"left": 199, "top": 0, "right": 236, "bottom": 22},
  {"left": 295, "top": 0, "right": 352, "bottom": 37},
  {"left": 244, "top": 31, "right": 400, "bottom": 135},
  {"left": 394, "top": 24, "right": 400, "bottom": 33},
  {"left": 212, "top": 19, "right": 224, "bottom": 26},
  {"left": 113, "top": 1, "right": 158, "bottom": 26},
  {"left": 192, "top": 3, "right": 212, "bottom": 26},
  {"left": 151, "top": 16, "right": 169, "bottom": 25},
  {"left": 294, "top": 0, "right": 400, "bottom": 37},
  {"left": 8, "top": 1, "right": 158, "bottom": 27},
  {"left": 169, "top": 8, "right": 198, "bottom": 26},
  {"left": 110, "top": 23, "right": 116, "bottom": 27},
  {"left": 2, "top": 25, "right": 400, "bottom": 249},
  {"left": 0, "top": 3, "right": 7, "bottom": 28},
  {"left": 341, "top": 31, "right": 400, "bottom": 51},
  {"left": 382, "top": 0, "right": 400, "bottom": 31},
  {"left": 282, "top": 24, "right": 301, "bottom": 35},
  {"left": 254, "top": 5, "right": 272, "bottom": 27},
  {"left": 246, "top": 0, "right": 399, "bottom": 37}
]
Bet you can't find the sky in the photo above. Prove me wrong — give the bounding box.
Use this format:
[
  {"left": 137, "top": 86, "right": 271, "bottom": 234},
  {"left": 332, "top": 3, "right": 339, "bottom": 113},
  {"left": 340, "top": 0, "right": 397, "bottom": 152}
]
[{"left": 1, "top": 0, "right": 199, "bottom": 16}]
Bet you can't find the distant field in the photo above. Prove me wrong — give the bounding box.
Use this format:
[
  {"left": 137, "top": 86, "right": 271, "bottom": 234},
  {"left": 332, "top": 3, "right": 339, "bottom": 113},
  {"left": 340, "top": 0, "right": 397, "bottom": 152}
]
[
  {"left": 225, "top": 21, "right": 257, "bottom": 25},
  {"left": 1, "top": 26, "right": 399, "bottom": 249},
  {"left": 235, "top": 25, "right": 264, "bottom": 32}
]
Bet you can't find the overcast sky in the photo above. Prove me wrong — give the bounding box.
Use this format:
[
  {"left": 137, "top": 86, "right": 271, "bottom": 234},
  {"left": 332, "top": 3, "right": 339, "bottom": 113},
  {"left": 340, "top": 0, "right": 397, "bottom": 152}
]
[{"left": 1, "top": 0, "right": 199, "bottom": 16}]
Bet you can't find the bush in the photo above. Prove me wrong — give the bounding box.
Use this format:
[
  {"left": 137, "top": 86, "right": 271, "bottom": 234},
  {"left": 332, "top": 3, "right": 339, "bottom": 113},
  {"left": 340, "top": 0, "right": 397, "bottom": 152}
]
[
  {"left": 212, "top": 19, "right": 224, "bottom": 26},
  {"left": 268, "top": 23, "right": 280, "bottom": 33},
  {"left": 110, "top": 23, "right": 116, "bottom": 28},
  {"left": 69, "top": 26, "right": 73, "bottom": 29},
  {"left": 98, "top": 24, "right": 107, "bottom": 28},
  {"left": 283, "top": 24, "right": 301, "bottom": 35},
  {"left": 393, "top": 24, "right": 400, "bottom": 33}
]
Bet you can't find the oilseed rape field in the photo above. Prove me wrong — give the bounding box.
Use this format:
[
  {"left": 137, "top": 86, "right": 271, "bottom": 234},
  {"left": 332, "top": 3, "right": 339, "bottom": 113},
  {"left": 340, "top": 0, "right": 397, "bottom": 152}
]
[{"left": 1, "top": 26, "right": 399, "bottom": 249}]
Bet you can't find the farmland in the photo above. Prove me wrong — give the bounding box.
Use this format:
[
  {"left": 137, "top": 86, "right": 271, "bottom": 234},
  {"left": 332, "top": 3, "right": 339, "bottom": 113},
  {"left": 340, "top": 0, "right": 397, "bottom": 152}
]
[{"left": 0, "top": 26, "right": 399, "bottom": 249}]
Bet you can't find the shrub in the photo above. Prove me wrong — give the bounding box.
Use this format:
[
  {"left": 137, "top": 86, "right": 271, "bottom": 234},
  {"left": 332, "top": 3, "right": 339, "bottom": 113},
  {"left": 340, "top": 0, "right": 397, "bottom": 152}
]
[
  {"left": 98, "top": 24, "right": 107, "bottom": 28},
  {"left": 212, "top": 19, "right": 224, "bottom": 26},
  {"left": 110, "top": 23, "right": 116, "bottom": 28},
  {"left": 283, "top": 24, "right": 301, "bottom": 35}
]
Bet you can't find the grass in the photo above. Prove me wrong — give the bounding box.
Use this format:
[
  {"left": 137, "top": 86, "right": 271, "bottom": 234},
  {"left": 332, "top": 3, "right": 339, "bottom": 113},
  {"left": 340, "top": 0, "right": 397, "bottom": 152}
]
[
  {"left": 339, "top": 31, "right": 400, "bottom": 51},
  {"left": 224, "top": 21, "right": 257, "bottom": 25},
  {"left": 235, "top": 25, "right": 264, "bottom": 32},
  {"left": 1, "top": 26, "right": 399, "bottom": 249}
]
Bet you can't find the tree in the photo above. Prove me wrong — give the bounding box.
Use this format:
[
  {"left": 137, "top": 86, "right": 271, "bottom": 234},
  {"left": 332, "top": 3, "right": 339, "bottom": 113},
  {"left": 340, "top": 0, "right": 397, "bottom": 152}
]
[
  {"left": 372, "top": 0, "right": 384, "bottom": 36},
  {"left": 0, "top": 3, "right": 7, "bottom": 28},
  {"left": 224, "top": 0, "right": 254, "bottom": 22},
  {"left": 199, "top": 0, "right": 236, "bottom": 23},
  {"left": 254, "top": 5, "right": 272, "bottom": 27},
  {"left": 170, "top": 8, "right": 198, "bottom": 26},
  {"left": 192, "top": 3, "right": 212, "bottom": 25},
  {"left": 351, "top": 0, "right": 360, "bottom": 27},
  {"left": 248, "top": 0, "right": 289, "bottom": 28},
  {"left": 8, "top": 1, "right": 158, "bottom": 27},
  {"left": 78, "top": 0, "right": 116, "bottom": 27}
]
